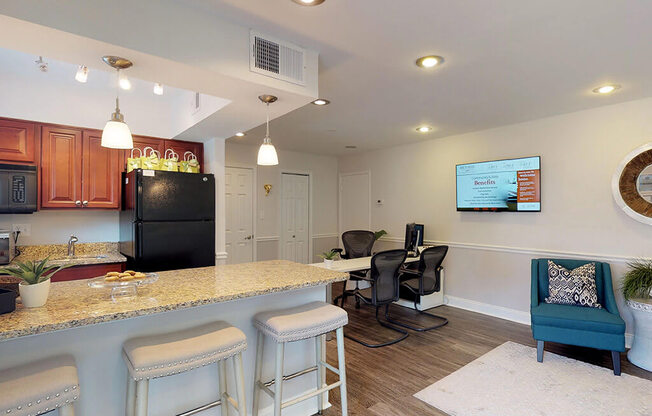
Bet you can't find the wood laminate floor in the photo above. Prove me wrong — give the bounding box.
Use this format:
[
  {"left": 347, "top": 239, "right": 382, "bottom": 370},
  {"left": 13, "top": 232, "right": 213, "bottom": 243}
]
[{"left": 321, "top": 282, "right": 651, "bottom": 416}]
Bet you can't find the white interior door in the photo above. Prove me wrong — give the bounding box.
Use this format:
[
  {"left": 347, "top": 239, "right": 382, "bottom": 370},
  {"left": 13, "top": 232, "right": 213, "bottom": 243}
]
[
  {"left": 225, "top": 167, "right": 254, "bottom": 264},
  {"left": 339, "top": 171, "right": 371, "bottom": 233},
  {"left": 281, "top": 173, "right": 310, "bottom": 263}
]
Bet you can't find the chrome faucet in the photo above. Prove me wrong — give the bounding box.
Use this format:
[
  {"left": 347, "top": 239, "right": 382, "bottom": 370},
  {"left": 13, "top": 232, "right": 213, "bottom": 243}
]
[{"left": 67, "top": 235, "right": 78, "bottom": 257}]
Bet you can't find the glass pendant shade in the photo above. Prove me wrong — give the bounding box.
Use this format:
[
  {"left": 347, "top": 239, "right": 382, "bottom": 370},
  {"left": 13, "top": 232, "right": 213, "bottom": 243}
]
[
  {"left": 102, "top": 119, "right": 133, "bottom": 149},
  {"left": 257, "top": 138, "right": 278, "bottom": 166}
]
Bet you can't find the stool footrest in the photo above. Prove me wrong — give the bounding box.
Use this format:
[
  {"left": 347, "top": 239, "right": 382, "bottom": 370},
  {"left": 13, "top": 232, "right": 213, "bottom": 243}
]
[
  {"left": 262, "top": 365, "right": 318, "bottom": 387},
  {"left": 175, "top": 393, "right": 239, "bottom": 416},
  {"left": 282, "top": 381, "right": 342, "bottom": 409}
]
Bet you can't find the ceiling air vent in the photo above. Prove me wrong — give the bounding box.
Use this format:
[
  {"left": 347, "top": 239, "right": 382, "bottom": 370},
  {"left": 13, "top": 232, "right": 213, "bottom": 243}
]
[{"left": 250, "top": 31, "right": 306, "bottom": 85}]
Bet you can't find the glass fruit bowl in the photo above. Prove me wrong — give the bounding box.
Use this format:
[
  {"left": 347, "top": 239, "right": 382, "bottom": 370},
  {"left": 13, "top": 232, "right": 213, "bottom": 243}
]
[{"left": 88, "top": 273, "right": 158, "bottom": 301}]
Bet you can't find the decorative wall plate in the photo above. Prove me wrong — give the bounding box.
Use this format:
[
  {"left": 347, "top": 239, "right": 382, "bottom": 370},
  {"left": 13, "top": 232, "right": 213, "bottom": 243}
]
[{"left": 612, "top": 143, "right": 652, "bottom": 225}]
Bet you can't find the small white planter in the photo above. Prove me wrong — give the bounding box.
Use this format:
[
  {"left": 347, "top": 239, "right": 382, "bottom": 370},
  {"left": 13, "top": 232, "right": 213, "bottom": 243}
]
[
  {"left": 627, "top": 298, "right": 652, "bottom": 372},
  {"left": 323, "top": 259, "right": 334, "bottom": 268},
  {"left": 19, "top": 279, "right": 51, "bottom": 308}
]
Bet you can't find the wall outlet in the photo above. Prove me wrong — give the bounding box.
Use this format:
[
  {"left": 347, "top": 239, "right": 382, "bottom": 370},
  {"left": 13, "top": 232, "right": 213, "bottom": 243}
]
[{"left": 12, "top": 224, "right": 31, "bottom": 237}]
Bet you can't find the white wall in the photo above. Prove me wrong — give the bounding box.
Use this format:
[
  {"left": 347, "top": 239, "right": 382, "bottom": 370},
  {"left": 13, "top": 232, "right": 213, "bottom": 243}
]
[
  {"left": 225, "top": 142, "right": 339, "bottom": 262},
  {"left": 0, "top": 211, "right": 119, "bottom": 245},
  {"left": 339, "top": 97, "right": 652, "bottom": 336}
]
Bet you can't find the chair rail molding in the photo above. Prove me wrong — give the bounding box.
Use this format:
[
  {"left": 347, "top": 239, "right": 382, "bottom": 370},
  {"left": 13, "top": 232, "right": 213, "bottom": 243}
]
[
  {"left": 379, "top": 237, "right": 649, "bottom": 264},
  {"left": 312, "top": 233, "right": 338, "bottom": 239}
]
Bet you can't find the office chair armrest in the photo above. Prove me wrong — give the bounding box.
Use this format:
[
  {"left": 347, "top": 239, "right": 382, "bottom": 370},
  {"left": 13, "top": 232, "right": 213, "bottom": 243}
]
[{"left": 399, "top": 269, "right": 421, "bottom": 280}]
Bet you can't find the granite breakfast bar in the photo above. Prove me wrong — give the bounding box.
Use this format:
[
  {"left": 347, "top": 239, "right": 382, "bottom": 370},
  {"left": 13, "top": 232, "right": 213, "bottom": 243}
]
[{"left": 0, "top": 260, "right": 348, "bottom": 416}]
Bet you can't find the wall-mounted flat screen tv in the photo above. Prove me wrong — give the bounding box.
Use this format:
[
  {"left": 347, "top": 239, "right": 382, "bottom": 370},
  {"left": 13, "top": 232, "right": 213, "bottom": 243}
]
[{"left": 456, "top": 156, "right": 541, "bottom": 212}]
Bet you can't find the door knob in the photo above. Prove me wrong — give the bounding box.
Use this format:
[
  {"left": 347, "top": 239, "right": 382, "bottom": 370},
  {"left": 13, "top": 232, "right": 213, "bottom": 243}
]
[
  {"left": 82, "top": 200, "right": 89, "bottom": 206},
  {"left": 75, "top": 200, "right": 81, "bottom": 206}
]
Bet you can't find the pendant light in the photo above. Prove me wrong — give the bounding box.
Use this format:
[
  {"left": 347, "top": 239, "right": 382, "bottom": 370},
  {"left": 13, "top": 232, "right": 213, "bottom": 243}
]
[
  {"left": 257, "top": 94, "right": 279, "bottom": 166},
  {"left": 101, "top": 56, "right": 134, "bottom": 149}
]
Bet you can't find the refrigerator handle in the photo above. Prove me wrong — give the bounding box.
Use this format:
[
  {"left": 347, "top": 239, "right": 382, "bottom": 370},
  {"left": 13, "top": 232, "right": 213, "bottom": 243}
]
[{"left": 136, "top": 222, "right": 143, "bottom": 258}]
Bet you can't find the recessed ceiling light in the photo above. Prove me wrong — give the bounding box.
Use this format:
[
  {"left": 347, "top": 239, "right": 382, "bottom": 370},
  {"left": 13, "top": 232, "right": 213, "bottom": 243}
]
[
  {"left": 345, "top": 145, "right": 357, "bottom": 149},
  {"left": 592, "top": 84, "right": 621, "bottom": 94},
  {"left": 416, "top": 126, "right": 433, "bottom": 133},
  {"left": 416, "top": 55, "right": 444, "bottom": 69},
  {"left": 153, "top": 83, "right": 164, "bottom": 95},
  {"left": 235, "top": 132, "right": 246, "bottom": 137},
  {"left": 292, "top": 0, "right": 325, "bottom": 5},
  {"left": 312, "top": 99, "right": 330, "bottom": 106},
  {"left": 75, "top": 65, "right": 88, "bottom": 83}
]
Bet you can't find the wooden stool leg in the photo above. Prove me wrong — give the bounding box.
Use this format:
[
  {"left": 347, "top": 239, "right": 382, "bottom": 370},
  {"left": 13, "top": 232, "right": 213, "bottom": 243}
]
[
  {"left": 336, "top": 327, "right": 348, "bottom": 416},
  {"left": 315, "top": 335, "right": 324, "bottom": 414},
  {"left": 135, "top": 379, "right": 149, "bottom": 416},
  {"left": 274, "top": 342, "right": 285, "bottom": 416},
  {"left": 59, "top": 403, "right": 75, "bottom": 416},
  {"left": 233, "top": 352, "right": 247, "bottom": 416},
  {"left": 252, "top": 330, "right": 264, "bottom": 416},
  {"left": 219, "top": 359, "right": 230, "bottom": 416},
  {"left": 126, "top": 374, "right": 136, "bottom": 416}
]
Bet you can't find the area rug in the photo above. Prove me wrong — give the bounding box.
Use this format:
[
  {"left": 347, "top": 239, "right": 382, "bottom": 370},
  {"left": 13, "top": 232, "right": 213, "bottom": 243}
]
[{"left": 414, "top": 341, "right": 651, "bottom": 416}]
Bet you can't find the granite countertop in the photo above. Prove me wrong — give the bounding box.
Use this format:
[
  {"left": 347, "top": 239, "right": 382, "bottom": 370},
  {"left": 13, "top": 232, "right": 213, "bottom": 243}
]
[
  {"left": 14, "top": 242, "right": 127, "bottom": 266},
  {"left": 0, "top": 260, "right": 348, "bottom": 341}
]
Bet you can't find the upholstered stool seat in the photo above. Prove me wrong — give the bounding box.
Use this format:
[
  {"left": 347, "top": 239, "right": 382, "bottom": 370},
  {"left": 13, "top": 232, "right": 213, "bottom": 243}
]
[
  {"left": 123, "top": 320, "right": 247, "bottom": 380},
  {"left": 0, "top": 355, "right": 79, "bottom": 416},
  {"left": 253, "top": 301, "right": 348, "bottom": 342},
  {"left": 252, "top": 301, "right": 349, "bottom": 416},
  {"left": 123, "top": 321, "right": 248, "bottom": 416}
]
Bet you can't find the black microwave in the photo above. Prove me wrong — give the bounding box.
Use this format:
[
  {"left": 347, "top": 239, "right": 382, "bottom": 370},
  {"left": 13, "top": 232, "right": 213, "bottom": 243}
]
[{"left": 0, "top": 164, "right": 37, "bottom": 214}]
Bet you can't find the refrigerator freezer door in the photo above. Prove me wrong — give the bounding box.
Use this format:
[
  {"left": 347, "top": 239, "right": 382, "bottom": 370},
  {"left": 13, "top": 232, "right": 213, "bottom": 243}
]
[
  {"left": 133, "top": 221, "right": 215, "bottom": 272},
  {"left": 137, "top": 170, "right": 215, "bottom": 221}
]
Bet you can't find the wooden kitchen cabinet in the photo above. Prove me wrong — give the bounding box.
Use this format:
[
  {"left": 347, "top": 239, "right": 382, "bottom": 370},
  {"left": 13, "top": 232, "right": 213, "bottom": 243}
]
[
  {"left": 41, "top": 126, "right": 122, "bottom": 209},
  {"left": 40, "top": 125, "right": 83, "bottom": 209},
  {"left": 164, "top": 139, "right": 204, "bottom": 172},
  {"left": 130, "top": 135, "right": 165, "bottom": 159},
  {"left": 0, "top": 118, "right": 37, "bottom": 163},
  {"left": 51, "top": 262, "right": 126, "bottom": 282},
  {"left": 82, "top": 130, "right": 122, "bottom": 209}
]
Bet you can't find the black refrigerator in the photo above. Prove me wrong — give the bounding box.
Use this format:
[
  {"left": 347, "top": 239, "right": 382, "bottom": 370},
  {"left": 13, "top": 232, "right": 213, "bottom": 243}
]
[{"left": 119, "top": 169, "right": 215, "bottom": 272}]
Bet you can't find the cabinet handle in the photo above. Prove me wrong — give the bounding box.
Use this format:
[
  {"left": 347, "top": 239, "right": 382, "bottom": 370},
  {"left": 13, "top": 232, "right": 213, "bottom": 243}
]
[
  {"left": 75, "top": 200, "right": 81, "bottom": 206},
  {"left": 82, "top": 200, "right": 89, "bottom": 207}
]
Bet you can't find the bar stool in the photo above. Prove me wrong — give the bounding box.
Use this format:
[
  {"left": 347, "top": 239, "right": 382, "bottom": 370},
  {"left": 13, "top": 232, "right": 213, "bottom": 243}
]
[
  {"left": 252, "top": 301, "right": 348, "bottom": 416},
  {"left": 122, "top": 321, "right": 247, "bottom": 416},
  {"left": 0, "top": 355, "right": 79, "bottom": 416}
]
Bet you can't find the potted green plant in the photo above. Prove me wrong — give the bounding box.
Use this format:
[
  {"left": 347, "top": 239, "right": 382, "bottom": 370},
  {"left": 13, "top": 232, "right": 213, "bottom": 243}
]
[
  {"left": 0, "top": 257, "right": 71, "bottom": 308},
  {"left": 621, "top": 259, "right": 652, "bottom": 371},
  {"left": 319, "top": 250, "right": 338, "bottom": 267},
  {"left": 374, "top": 229, "right": 388, "bottom": 241}
]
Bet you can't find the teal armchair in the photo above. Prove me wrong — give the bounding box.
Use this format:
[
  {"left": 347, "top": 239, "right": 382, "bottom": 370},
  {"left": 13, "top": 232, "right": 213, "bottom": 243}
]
[{"left": 530, "top": 258, "right": 625, "bottom": 375}]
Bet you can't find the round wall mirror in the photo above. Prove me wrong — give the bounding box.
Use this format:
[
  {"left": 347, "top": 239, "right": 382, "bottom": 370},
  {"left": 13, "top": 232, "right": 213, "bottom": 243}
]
[{"left": 612, "top": 143, "right": 652, "bottom": 225}]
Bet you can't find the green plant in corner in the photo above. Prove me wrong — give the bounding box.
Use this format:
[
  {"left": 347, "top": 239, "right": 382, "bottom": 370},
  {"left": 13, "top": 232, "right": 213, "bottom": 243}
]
[
  {"left": 374, "top": 229, "right": 387, "bottom": 241},
  {"left": 0, "top": 256, "right": 72, "bottom": 285},
  {"left": 319, "top": 250, "right": 339, "bottom": 261},
  {"left": 622, "top": 258, "right": 652, "bottom": 300}
]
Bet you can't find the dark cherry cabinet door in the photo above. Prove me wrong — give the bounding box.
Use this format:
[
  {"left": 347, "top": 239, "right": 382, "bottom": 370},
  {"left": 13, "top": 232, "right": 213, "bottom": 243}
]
[
  {"left": 0, "top": 119, "right": 36, "bottom": 163},
  {"left": 41, "top": 126, "right": 82, "bottom": 208},
  {"left": 164, "top": 139, "right": 204, "bottom": 172},
  {"left": 82, "top": 130, "right": 122, "bottom": 209}
]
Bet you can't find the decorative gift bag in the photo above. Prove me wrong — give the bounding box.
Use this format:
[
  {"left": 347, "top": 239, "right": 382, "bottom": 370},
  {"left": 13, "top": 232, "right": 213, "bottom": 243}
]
[
  {"left": 126, "top": 148, "right": 142, "bottom": 173},
  {"left": 180, "top": 151, "right": 200, "bottom": 173},
  {"left": 141, "top": 147, "right": 162, "bottom": 170},
  {"left": 161, "top": 149, "right": 179, "bottom": 171}
]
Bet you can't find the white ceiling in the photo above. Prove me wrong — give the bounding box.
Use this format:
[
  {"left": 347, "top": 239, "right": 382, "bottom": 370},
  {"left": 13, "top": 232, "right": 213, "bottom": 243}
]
[
  {"left": 0, "top": 47, "right": 229, "bottom": 139},
  {"left": 201, "top": 0, "right": 652, "bottom": 155}
]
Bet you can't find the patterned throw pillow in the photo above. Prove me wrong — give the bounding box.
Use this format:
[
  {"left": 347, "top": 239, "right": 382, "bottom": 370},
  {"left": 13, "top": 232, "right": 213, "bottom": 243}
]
[{"left": 545, "top": 261, "right": 602, "bottom": 308}]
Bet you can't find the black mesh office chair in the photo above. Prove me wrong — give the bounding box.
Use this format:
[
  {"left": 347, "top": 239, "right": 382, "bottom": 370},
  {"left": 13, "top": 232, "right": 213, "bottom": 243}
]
[
  {"left": 332, "top": 230, "right": 375, "bottom": 308},
  {"left": 345, "top": 249, "right": 409, "bottom": 348},
  {"left": 386, "top": 245, "right": 449, "bottom": 331}
]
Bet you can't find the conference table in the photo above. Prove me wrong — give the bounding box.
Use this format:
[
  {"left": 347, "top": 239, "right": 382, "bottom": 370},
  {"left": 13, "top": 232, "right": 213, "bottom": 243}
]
[{"left": 309, "top": 251, "right": 445, "bottom": 311}]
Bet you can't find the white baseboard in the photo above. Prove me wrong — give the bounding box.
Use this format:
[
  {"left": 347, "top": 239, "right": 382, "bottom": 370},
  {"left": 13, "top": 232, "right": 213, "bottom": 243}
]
[
  {"left": 445, "top": 295, "right": 531, "bottom": 325},
  {"left": 445, "top": 295, "right": 634, "bottom": 349}
]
